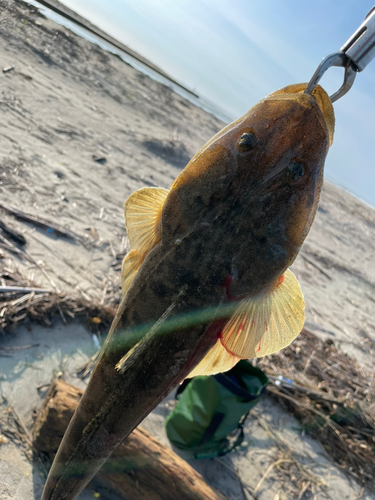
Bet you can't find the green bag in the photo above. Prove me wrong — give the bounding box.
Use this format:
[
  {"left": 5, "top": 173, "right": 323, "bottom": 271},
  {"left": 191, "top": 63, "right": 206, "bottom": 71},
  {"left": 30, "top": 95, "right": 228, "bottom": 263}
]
[{"left": 165, "top": 360, "right": 268, "bottom": 459}]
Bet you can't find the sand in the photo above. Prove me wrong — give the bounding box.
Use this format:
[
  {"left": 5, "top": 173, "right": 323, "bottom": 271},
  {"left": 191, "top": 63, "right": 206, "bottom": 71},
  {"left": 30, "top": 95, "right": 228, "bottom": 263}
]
[{"left": 0, "top": 0, "right": 374, "bottom": 499}]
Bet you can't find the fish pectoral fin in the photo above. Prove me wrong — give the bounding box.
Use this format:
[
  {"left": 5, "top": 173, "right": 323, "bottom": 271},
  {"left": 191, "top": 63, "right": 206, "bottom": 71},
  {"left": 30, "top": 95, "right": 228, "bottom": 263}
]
[
  {"left": 188, "top": 338, "right": 240, "bottom": 377},
  {"left": 188, "top": 270, "right": 304, "bottom": 378},
  {"left": 125, "top": 187, "right": 169, "bottom": 256},
  {"left": 121, "top": 187, "right": 169, "bottom": 295},
  {"left": 221, "top": 269, "right": 305, "bottom": 359},
  {"left": 121, "top": 249, "right": 142, "bottom": 295}
]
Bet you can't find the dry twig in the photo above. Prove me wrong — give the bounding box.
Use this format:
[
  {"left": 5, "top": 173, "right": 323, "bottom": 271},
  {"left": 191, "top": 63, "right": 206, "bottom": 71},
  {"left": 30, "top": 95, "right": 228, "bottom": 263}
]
[
  {"left": 0, "top": 261, "right": 120, "bottom": 335},
  {"left": 257, "top": 329, "right": 375, "bottom": 487},
  {"left": 0, "top": 202, "right": 84, "bottom": 242}
]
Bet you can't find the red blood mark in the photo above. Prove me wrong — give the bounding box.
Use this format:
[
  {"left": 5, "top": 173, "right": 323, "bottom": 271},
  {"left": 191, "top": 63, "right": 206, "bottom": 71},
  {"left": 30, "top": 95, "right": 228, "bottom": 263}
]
[
  {"left": 265, "top": 320, "right": 268, "bottom": 332},
  {"left": 223, "top": 274, "right": 233, "bottom": 289},
  {"left": 217, "top": 331, "right": 236, "bottom": 356},
  {"left": 208, "top": 319, "right": 228, "bottom": 340},
  {"left": 238, "top": 320, "right": 246, "bottom": 332},
  {"left": 222, "top": 274, "right": 248, "bottom": 301},
  {"left": 256, "top": 338, "right": 262, "bottom": 353},
  {"left": 222, "top": 273, "right": 236, "bottom": 300},
  {"left": 184, "top": 318, "right": 231, "bottom": 378},
  {"left": 277, "top": 274, "right": 285, "bottom": 286}
]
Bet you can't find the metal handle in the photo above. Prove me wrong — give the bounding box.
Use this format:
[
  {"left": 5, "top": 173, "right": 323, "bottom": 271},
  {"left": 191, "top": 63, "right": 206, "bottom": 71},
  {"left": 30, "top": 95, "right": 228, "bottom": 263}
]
[
  {"left": 305, "top": 6, "right": 375, "bottom": 102},
  {"left": 341, "top": 6, "right": 375, "bottom": 71}
]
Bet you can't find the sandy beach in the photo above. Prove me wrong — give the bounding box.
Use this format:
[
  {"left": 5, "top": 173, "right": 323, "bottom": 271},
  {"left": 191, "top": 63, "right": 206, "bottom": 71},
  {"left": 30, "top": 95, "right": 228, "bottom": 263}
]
[{"left": 0, "top": 1, "right": 374, "bottom": 499}]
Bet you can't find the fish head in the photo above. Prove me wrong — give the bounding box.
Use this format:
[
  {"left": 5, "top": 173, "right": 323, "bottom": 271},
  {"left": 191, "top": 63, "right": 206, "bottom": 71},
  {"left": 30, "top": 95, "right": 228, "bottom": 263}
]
[
  {"left": 235, "top": 83, "right": 334, "bottom": 250},
  {"left": 218, "top": 83, "right": 334, "bottom": 295},
  {"left": 164, "top": 84, "right": 334, "bottom": 297}
]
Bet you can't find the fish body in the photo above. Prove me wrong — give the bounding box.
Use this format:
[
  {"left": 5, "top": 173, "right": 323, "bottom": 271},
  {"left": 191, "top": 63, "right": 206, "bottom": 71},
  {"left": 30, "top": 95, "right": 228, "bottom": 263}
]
[{"left": 42, "top": 84, "right": 334, "bottom": 500}]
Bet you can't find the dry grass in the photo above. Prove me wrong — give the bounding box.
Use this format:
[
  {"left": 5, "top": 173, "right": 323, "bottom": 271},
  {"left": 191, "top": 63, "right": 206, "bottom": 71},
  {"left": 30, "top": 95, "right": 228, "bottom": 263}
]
[
  {"left": 254, "top": 415, "right": 327, "bottom": 500},
  {"left": 0, "top": 259, "right": 121, "bottom": 336},
  {"left": 257, "top": 330, "right": 375, "bottom": 487}
]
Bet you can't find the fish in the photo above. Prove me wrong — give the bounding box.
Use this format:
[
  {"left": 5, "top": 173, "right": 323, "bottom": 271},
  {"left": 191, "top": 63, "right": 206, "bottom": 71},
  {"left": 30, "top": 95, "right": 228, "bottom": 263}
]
[{"left": 41, "top": 83, "right": 334, "bottom": 500}]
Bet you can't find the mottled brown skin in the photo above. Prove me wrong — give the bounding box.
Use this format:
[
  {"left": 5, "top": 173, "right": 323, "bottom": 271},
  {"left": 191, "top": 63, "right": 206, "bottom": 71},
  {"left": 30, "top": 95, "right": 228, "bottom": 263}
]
[{"left": 42, "top": 84, "right": 334, "bottom": 500}]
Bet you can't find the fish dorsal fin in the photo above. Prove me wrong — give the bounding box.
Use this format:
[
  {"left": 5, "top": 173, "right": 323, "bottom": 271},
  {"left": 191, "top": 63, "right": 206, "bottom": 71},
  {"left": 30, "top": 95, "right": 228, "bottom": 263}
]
[
  {"left": 188, "top": 339, "right": 240, "bottom": 378},
  {"left": 221, "top": 269, "right": 305, "bottom": 358},
  {"left": 121, "top": 187, "right": 169, "bottom": 295},
  {"left": 125, "top": 187, "right": 169, "bottom": 257}
]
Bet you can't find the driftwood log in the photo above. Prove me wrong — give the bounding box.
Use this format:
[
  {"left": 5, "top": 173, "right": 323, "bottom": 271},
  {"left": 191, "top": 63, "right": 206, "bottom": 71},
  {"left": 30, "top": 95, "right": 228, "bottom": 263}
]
[{"left": 32, "top": 379, "right": 228, "bottom": 500}]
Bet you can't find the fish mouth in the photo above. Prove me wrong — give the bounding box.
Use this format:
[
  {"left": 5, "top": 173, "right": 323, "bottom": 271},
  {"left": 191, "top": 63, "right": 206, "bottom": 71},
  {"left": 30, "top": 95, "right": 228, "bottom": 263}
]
[
  {"left": 268, "top": 83, "right": 335, "bottom": 147},
  {"left": 307, "top": 85, "right": 335, "bottom": 147}
]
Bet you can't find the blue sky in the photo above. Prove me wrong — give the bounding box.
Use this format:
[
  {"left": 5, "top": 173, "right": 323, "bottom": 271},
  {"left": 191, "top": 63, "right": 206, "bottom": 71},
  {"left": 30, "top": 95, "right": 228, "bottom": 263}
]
[{"left": 61, "top": 0, "right": 375, "bottom": 206}]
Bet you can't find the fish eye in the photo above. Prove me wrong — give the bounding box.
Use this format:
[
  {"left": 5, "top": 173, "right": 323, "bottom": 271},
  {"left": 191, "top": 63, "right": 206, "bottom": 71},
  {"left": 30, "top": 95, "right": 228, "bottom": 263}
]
[
  {"left": 237, "top": 131, "right": 256, "bottom": 152},
  {"left": 287, "top": 161, "right": 305, "bottom": 181}
]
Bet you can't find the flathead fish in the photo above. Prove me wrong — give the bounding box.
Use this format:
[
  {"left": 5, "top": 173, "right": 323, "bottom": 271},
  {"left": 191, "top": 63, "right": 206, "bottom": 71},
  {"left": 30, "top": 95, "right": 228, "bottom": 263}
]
[{"left": 42, "top": 83, "right": 334, "bottom": 500}]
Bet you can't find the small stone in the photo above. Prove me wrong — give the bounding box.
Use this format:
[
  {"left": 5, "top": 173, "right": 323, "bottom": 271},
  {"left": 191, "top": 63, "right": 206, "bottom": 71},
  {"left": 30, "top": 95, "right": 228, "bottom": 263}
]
[
  {"left": 92, "top": 155, "right": 107, "bottom": 164},
  {"left": 0, "top": 434, "right": 9, "bottom": 444},
  {"left": 3, "top": 65, "right": 15, "bottom": 73}
]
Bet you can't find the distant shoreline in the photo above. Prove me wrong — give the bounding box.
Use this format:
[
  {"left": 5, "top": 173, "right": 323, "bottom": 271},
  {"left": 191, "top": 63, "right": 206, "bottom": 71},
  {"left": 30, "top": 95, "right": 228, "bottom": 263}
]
[
  {"left": 31, "top": 0, "right": 200, "bottom": 99},
  {"left": 14, "top": 0, "right": 375, "bottom": 209}
]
